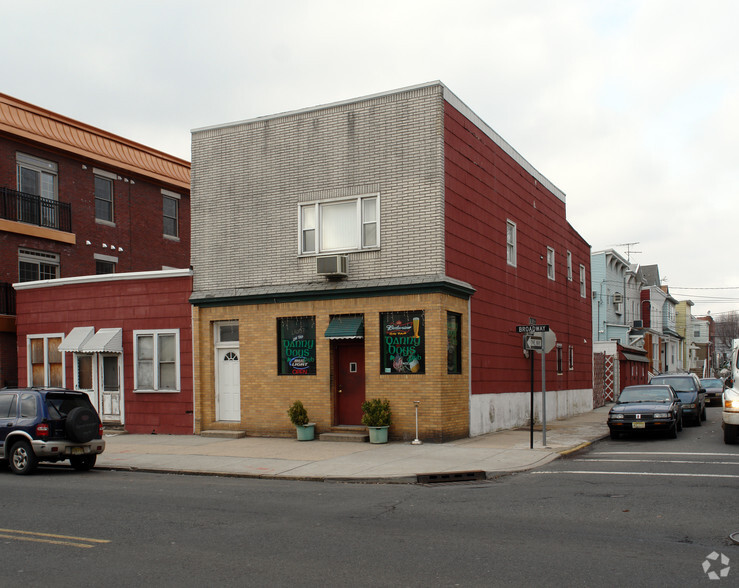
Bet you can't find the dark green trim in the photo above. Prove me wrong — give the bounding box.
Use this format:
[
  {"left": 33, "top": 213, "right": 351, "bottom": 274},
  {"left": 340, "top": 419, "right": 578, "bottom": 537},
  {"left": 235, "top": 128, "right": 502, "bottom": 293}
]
[{"left": 191, "top": 280, "right": 474, "bottom": 308}]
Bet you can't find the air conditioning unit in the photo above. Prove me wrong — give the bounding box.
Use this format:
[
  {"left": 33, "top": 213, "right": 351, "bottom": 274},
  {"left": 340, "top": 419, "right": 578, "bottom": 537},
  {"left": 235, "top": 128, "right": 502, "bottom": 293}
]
[
  {"left": 316, "top": 255, "right": 347, "bottom": 277},
  {"left": 613, "top": 293, "right": 623, "bottom": 303},
  {"left": 633, "top": 320, "right": 643, "bottom": 328}
]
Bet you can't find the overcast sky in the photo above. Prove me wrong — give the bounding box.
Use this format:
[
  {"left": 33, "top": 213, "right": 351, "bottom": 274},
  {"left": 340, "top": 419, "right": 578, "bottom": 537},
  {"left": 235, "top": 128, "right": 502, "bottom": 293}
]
[{"left": 4, "top": 1, "right": 737, "bottom": 317}]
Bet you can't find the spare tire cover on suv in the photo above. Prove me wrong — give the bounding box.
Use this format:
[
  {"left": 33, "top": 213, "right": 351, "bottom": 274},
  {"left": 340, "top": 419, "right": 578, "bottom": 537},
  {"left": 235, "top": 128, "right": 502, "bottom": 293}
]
[{"left": 65, "top": 406, "right": 101, "bottom": 443}]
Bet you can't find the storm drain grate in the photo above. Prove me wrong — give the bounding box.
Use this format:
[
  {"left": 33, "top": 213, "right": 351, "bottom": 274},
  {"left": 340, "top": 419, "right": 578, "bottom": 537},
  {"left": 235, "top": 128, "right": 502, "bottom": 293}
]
[{"left": 417, "top": 470, "right": 486, "bottom": 484}]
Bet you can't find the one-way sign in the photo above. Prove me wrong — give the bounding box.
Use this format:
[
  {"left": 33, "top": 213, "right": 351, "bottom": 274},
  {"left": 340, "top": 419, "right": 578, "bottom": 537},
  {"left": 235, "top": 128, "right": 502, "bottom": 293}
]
[{"left": 516, "top": 324, "right": 550, "bottom": 333}]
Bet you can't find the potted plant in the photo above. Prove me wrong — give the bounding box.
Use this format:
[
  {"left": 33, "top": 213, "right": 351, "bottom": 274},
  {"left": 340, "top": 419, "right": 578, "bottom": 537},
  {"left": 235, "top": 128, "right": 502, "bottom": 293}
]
[
  {"left": 287, "top": 400, "right": 315, "bottom": 441},
  {"left": 361, "top": 398, "right": 391, "bottom": 444}
]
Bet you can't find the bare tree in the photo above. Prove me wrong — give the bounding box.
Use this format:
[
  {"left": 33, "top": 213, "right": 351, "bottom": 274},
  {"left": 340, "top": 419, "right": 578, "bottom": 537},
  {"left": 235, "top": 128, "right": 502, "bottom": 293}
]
[{"left": 713, "top": 311, "right": 739, "bottom": 367}]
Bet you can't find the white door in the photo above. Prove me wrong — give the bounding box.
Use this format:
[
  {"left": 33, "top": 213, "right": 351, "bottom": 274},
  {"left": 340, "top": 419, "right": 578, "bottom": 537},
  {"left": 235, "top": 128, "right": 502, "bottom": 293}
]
[
  {"left": 216, "top": 348, "right": 240, "bottom": 421},
  {"left": 99, "top": 354, "right": 122, "bottom": 422}
]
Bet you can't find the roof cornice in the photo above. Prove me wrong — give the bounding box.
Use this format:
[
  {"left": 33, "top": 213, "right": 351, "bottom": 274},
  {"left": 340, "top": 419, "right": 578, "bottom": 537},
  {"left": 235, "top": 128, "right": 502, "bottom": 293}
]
[{"left": 0, "top": 93, "right": 190, "bottom": 190}]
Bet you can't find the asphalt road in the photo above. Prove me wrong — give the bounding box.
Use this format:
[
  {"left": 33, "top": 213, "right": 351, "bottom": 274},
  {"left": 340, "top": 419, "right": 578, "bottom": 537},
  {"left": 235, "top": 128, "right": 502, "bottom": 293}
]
[{"left": 1, "top": 406, "right": 736, "bottom": 587}]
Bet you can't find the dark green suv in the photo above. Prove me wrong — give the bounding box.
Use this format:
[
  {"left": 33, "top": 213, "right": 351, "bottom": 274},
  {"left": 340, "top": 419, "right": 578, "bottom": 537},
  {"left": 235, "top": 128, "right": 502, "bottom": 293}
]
[{"left": 0, "top": 388, "right": 106, "bottom": 475}]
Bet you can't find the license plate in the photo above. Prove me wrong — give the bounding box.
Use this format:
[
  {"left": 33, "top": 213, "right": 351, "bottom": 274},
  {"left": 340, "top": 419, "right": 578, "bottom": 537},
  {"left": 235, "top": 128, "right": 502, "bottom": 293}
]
[
  {"left": 71, "top": 447, "right": 84, "bottom": 455},
  {"left": 632, "top": 422, "right": 646, "bottom": 429}
]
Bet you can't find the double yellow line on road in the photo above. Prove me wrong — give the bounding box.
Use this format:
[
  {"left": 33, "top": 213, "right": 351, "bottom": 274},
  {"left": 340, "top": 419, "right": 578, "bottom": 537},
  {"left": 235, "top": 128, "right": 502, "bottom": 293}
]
[{"left": 0, "top": 528, "right": 110, "bottom": 549}]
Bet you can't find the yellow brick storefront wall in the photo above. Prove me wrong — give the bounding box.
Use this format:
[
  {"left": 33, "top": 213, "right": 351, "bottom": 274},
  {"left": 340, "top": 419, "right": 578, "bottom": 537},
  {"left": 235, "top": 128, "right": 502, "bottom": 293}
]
[{"left": 193, "top": 292, "right": 469, "bottom": 442}]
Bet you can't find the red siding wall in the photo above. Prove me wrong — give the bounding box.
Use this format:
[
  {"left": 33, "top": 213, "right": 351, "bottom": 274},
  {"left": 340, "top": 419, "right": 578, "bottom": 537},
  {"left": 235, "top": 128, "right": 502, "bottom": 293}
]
[
  {"left": 443, "top": 101, "right": 592, "bottom": 396},
  {"left": 15, "top": 274, "right": 193, "bottom": 434}
]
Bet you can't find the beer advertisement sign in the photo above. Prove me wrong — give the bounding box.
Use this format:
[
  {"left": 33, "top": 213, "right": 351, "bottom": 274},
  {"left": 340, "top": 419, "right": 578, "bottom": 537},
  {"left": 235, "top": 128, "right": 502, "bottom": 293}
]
[{"left": 381, "top": 311, "right": 425, "bottom": 374}]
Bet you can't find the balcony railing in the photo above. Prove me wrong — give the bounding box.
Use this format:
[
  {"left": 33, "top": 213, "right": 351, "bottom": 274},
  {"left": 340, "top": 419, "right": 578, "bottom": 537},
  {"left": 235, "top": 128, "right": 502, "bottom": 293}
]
[
  {"left": 0, "top": 282, "right": 15, "bottom": 316},
  {"left": 0, "top": 187, "right": 72, "bottom": 233}
]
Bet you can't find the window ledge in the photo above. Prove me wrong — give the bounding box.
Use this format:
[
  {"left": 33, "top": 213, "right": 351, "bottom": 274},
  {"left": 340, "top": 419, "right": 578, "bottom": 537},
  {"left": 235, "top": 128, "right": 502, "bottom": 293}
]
[
  {"left": 133, "top": 389, "right": 180, "bottom": 394},
  {"left": 95, "top": 219, "right": 116, "bottom": 228},
  {"left": 163, "top": 234, "right": 180, "bottom": 242}
]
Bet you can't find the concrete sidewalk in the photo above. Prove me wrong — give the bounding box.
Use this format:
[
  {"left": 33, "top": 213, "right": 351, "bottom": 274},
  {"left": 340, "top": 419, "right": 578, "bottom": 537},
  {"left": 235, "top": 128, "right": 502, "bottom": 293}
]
[{"left": 97, "top": 405, "right": 612, "bottom": 483}]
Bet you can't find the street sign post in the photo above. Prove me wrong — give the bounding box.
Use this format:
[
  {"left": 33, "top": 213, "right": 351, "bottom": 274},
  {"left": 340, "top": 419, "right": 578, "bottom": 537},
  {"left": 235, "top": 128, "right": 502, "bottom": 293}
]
[{"left": 517, "top": 321, "right": 556, "bottom": 448}]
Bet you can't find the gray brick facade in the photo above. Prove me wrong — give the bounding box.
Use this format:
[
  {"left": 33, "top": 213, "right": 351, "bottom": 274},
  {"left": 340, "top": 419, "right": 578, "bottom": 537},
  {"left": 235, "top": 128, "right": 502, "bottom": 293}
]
[{"left": 191, "top": 84, "right": 447, "bottom": 296}]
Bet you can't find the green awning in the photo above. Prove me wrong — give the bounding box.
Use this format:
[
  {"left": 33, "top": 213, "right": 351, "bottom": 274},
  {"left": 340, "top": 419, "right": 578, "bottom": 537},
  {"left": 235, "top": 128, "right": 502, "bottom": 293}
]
[{"left": 324, "top": 315, "right": 364, "bottom": 339}]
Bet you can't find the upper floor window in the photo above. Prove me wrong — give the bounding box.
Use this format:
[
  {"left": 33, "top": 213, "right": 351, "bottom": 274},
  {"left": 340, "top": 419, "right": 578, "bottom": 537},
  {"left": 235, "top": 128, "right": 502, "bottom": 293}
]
[
  {"left": 18, "top": 248, "right": 59, "bottom": 282},
  {"left": 299, "top": 194, "right": 379, "bottom": 255},
  {"left": 567, "top": 251, "right": 573, "bottom": 281},
  {"left": 506, "top": 220, "right": 517, "bottom": 267},
  {"left": 17, "top": 153, "right": 57, "bottom": 201},
  {"left": 579, "top": 265, "right": 587, "bottom": 297},
  {"left": 94, "top": 169, "right": 115, "bottom": 223},
  {"left": 547, "top": 247, "right": 555, "bottom": 280},
  {"left": 162, "top": 190, "right": 180, "bottom": 238}
]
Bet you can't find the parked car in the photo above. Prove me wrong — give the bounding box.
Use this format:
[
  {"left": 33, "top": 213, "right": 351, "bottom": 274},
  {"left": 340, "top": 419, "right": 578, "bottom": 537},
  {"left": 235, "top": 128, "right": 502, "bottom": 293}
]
[
  {"left": 0, "top": 388, "right": 106, "bottom": 475},
  {"left": 722, "top": 387, "right": 739, "bottom": 444},
  {"left": 700, "top": 377, "right": 725, "bottom": 407},
  {"left": 608, "top": 384, "right": 683, "bottom": 439},
  {"left": 649, "top": 374, "right": 706, "bottom": 425}
]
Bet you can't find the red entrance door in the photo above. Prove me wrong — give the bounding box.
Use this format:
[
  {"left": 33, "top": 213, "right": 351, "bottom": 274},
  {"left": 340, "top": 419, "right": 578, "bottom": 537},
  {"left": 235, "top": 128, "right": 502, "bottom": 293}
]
[{"left": 335, "top": 342, "right": 365, "bottom": 425}]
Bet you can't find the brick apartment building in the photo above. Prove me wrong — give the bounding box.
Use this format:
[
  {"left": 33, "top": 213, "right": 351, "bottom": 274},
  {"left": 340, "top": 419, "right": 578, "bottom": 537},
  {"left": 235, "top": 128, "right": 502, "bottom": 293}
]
[
  {"left": 0, "top": 93, "right": 190, "bottom": 388},
  {"left": 190, "top": 82, "right": 592, "bottom": 441}
]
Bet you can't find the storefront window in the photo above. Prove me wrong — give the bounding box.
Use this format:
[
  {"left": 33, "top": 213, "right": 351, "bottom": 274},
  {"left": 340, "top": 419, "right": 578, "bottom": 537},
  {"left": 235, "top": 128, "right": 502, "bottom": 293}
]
[
  {"left": 278, "top": 317, "right": 316, "bottom": 375},
  {"left": 381, "top": 311, "right": 424, "bottom": 374},
  {"left": 447, "top": 312, "right": 462, "bottom": 374}
]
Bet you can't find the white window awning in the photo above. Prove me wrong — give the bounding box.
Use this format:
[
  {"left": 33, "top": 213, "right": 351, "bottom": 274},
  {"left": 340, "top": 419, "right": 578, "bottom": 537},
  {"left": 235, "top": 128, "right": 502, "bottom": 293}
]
[
  {"left": 80, "top": 328, "right": 123, "bottom": 353},
  {"left": 57, "top": 326, "right": 95, "bottom": 352}
]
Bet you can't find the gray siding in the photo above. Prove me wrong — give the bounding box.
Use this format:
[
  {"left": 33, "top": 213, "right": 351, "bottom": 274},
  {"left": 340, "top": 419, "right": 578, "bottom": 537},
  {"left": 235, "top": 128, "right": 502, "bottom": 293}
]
[{"left": 191, "top": 85, "right": 447, "bottom": 294}]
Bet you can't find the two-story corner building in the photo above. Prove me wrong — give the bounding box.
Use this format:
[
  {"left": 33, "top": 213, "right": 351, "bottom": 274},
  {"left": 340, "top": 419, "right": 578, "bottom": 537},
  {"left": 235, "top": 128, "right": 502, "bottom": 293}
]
[
  {"left": 591, "top": 249, "right": 648, "bottom": 397},
  {"left": 189, "top": 82, "right": 592, "bottom": 442},
  {"left": 0, "top": 92, "right": 191, "bottom": 388}
]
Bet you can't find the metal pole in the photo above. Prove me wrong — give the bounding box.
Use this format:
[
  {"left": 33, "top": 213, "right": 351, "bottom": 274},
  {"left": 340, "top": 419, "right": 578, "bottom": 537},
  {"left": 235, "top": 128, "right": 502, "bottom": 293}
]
[
  {"left": 412, "top": 401, "right": 422, "bottom": 445},
  {"left": 530, "top": 349, "right": 534, "bottom": 449},
  {"left": 541, "top": 349, "right": 547, "bottom": 447}
]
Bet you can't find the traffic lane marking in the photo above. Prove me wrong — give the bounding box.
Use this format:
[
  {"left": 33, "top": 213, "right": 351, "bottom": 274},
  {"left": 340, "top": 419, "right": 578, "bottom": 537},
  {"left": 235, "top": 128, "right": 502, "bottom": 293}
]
[
  {"left": 533, "top": 471, "right": 739, "bottom": 479},
  {"left": 576, "top": 458, "right": 739, "bottom": 466},
  {"left": 0, "top": 528, "right": 110, "bottom": 549},
  {"left": 590, "top": 452, "right": 739, "bottom": 457}
]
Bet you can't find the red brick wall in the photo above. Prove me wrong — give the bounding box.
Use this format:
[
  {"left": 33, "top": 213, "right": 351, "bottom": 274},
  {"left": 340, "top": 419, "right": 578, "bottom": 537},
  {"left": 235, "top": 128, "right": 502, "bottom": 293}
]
[
  {"left": 15, "top": 274, "right": 193, "bottom": 434},
  {"left": 443, "top": 101, "right": 592, "bottom": 396}
]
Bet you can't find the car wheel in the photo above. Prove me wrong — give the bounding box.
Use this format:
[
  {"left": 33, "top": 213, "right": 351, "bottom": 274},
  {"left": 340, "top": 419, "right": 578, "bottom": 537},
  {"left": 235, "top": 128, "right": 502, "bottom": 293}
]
[
  {"left": 668, "top": 423, "right": 678, "bottom": 439},
  {"left": 701, "top": 405, "right": 707, "bottom": 421},
  {"left": 677, "top": 415, "right": 683, "bottom": 432},
  {"left": 725, "top": 425, "right": 739, "bottom": 445},
  {"left": 69, "top": 455, "right": 97, "bottom": 471},
  {"left": 694, "top": 414, "right": 702, "bottom": 426},
  {"left": 9, "top": 440, "right": 38, "bottom": 475},
  {"left": 65, "top": 406, "right": 101, "bottom": 443}
]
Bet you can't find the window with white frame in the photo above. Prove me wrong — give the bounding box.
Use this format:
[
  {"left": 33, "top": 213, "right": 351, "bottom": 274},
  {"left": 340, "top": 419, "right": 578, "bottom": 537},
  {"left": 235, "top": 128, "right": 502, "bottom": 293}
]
[
  {"left": 506, "top": 220, "right": 517, "bottom": 266},
  {"left": 579, "top": 265, "right": 586, "bottom": 297},
  {"left": 299, "top": 194, "right": 379, "bottom": 254},
  {"left": 568, "top": 345, "right": 574, "bottom": 370},
  {"left": 547, "top": 247, "right": 555, "bottom": 280},
  {"left": 556, "top": 344, "right": 563, "bottom": 374},
  {"left": 94, "top": 169, "right": 115, "bottom": 223},
  {"left": 27, "top": 334, "right": 64, "bottom": 387},
  {"left": 567, "top": 251, "right": 573, "bottom": 281},
  {"left": 18, "top": 248, "right": 59, "bottom": 282},
  {"left": 17, "top": 153, "right": 57, "bottom": 200},
  {"left": 133, "top": 330, "right": 180, "bottom": 392}
]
